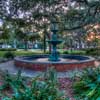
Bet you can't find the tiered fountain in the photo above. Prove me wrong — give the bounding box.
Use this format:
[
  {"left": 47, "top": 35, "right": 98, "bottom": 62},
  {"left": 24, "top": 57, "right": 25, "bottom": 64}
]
[
  {"left": 47, "top": 21, "right": 62, "bottom": 61},
  {"left": 14, "top": 21, "right": 95, "bottom": 72}
]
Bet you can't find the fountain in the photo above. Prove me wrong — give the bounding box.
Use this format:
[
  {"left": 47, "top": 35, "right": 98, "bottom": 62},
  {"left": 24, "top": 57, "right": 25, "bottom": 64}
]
[
  {"left": 47, "top": 21, "right": 62, "bottom": 61},
  {"left": 14, "top": 21, "right": 95, "bottom": 72}
]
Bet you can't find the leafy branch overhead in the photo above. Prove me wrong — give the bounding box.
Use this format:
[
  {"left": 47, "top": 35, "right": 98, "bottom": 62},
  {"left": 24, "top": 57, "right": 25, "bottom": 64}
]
[{"left": 0, "top": 0, "right": 100, "bottom": 31}]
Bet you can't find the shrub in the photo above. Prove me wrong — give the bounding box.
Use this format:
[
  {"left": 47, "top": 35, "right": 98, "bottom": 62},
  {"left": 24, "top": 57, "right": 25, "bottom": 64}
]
[
  {"left": 63, "top": 50, "right": 85, "bottom": 55},
  {"left": 63, "top": 50, "right": 68, "bottom": 54},
  {"left": 3, "top": 51, "right": 15, "bottom": 59},
  {"left": 0, "top": 48, "right": 16, "bottom": 51},
  {"left": 84, "top": 47, "right": 100, "bottom": 56},
  {"left": 85, "top": 48, "right": 96, "bottom": 54},
  {"left": 73, "top": 67, "right": 100, "bottom": 100},
  {"left": 69, "top": 51, "right": 85, "bottom": 55},
  {"left": 0, "top": 68, "right": 68, "bottom": 100}
]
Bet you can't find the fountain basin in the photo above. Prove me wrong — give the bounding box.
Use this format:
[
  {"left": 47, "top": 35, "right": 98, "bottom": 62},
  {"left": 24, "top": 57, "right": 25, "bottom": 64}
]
[{"left": 14, "top": 55, "right": 95, "bottom": 72}]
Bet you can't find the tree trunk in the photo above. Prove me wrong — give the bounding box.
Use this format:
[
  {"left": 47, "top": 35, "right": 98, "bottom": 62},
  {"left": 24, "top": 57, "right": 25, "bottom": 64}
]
[
  {"left": 24, "top": 40, "right": 28, "bottom": 51},
  {"left": 43, "top": 32, "right": 46, "bottom": 53},
  {"left": 48, "top": 33, "right": 52, "bottom": 54}
]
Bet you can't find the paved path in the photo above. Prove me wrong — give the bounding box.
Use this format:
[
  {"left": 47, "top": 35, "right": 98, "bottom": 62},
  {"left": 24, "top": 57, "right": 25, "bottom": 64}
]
[
  {"left": 0, "top": 61, "right": 43, "bottom": 77},
  {"left": 0, "top": 60, "right": 99, "bottom": 78}
]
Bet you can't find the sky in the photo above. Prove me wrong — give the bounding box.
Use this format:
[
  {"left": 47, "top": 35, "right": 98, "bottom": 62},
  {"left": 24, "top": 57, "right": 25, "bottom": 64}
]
[{"left": 0, "top": 19, "right": 3, "bottom": 27}]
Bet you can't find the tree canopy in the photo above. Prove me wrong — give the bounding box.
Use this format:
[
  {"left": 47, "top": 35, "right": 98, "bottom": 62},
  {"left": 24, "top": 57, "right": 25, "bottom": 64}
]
[{"left": 0, "top": 0, "right": 100, "bottom": 31}]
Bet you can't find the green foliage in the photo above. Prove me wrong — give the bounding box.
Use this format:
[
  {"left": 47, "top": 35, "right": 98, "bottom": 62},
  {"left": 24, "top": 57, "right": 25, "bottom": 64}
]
[
  {"left": 63, "top": 50, "right": 86, "bottom": 55},
  {"left": 15, "top": 29, "right": 25, "bottom": 40},
  {"left": 62, "top": 48, "right": 100, "bottom": 56},
  {"left": 0, "top": 68, "right": 68, "bottom": 100},
  {"left": 0, "top": 50, "right": 43, "bottom": 57},
  {"left": 14, "top": 50, "right": 43, "bottom": 56},
  {"left": 0, "top": 70, "right": 25, "bottom": 91},
  {"left": 3, "top": 51, "right": 15, "bottom": 59},
  {"left": 0, "top": 0, "right": 100, "bottom": 33},
  {"left": 0, "top": 48, "right": 16, "bottom": 51},
  {"left": 85, "top": 48, "right": 100, "bottom": 56},
  {"left": 63, "top": 51, "right": 68, "bottom": 54},
  {"left": 67, "top": 9, "right": 79, "bottom": 18},
  {"left": 73, "top": 67, "right": 100, "bottom": 100}
]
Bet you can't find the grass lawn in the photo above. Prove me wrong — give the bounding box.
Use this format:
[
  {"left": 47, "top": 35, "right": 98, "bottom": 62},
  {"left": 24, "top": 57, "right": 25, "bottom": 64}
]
[
  {"left": 14, "top": 50, "right": 43, "bottom": 56},
  {"left": 0, "top": 50, "right": 43, "bottom": 57},
  {"left": 0, "top": 51, "right": 7, "bottom": 57},
  {"left": 59, "top": 49, "right": 86, "bottom": 54},
  {"left": 0, "top": 49, "right": 95, "bottom": 58}
]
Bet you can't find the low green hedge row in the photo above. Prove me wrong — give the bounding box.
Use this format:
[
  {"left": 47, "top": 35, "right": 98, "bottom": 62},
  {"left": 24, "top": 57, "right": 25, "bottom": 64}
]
[
  {"left": 63, "top": 48, "right": 100, "bottom": 56},
  {"left": 82, "top": 47, "right": 100, "bottom": 51},
  {"left": 3, "top": 51, "right": 15, "bottom": 59},
  {"left": 0, "top": 48, "right": 16, "bottom": 51},
  {"left": 85, "top": 48, "right": 100, "bottom": 56},
  {"left": 63, "top": 50, "right": 86, "bottom": 55},
  {"left": 0, "top": 48, "right": 99, "bottom": 59}
]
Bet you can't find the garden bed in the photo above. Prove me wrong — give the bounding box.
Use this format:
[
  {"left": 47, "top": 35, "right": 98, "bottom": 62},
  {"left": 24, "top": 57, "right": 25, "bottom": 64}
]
[
  {"left": 0, "top": 69, "right": 75, "bottom": 100},
  {"left": 0, "top": 66, "right": 100, "bottom": 100}
]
